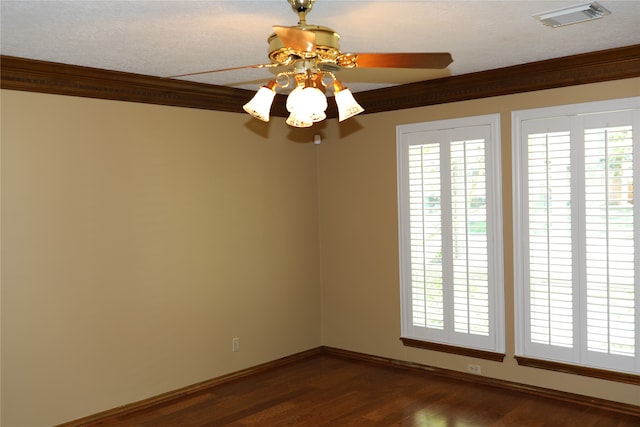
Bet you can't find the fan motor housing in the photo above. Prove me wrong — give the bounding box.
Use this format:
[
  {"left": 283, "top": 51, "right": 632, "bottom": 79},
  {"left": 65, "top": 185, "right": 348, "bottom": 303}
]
[{"left": 268, "top": 25, "right": 341, "bottom": 65}]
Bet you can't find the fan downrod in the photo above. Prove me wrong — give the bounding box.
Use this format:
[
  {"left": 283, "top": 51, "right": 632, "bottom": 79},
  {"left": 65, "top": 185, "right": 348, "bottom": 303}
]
[{"left": 288, "top": 0, "right": 315, "bottom": 25}]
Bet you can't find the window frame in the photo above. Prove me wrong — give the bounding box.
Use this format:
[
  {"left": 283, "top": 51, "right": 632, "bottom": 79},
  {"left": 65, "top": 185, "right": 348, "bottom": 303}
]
[
  {"left": 512, "top": 97, "right": 640, "bottom": 380},
  {"left": 397, "top": 114, "right": 505, "bottom": 358}
]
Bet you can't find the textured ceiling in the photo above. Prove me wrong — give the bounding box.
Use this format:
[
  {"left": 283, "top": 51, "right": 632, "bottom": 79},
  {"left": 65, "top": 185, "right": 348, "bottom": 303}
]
[{"left": 1, "top": 0, "right": 639, "bottom": 94}]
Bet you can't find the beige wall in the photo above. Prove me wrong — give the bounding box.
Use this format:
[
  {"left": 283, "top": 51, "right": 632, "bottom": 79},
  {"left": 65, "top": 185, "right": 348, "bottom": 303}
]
[
  {"left": 318, "top": 78, "right": 640, "bottom": 407},
  {"left": 0, "top": 90, "right": 322, "bottom": 426},
  {"left": 2, "top": 78, "right": 639, "bottom": 426}
]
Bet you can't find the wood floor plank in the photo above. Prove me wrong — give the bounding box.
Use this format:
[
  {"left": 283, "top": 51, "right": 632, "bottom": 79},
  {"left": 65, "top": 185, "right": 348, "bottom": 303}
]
[{"left": 84, "top": 354, "right": 639, "bottom": 426}]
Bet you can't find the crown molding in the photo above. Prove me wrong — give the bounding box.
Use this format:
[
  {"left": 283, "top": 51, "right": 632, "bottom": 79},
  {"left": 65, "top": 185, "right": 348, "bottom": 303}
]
[
  {"left": 0, "top": 55, "right": 271, "bottom": 113},
  {"left": 2, "top": 44, "right": 639, "bottom": 118},
  {"left": 356, "top": 44, "right": 640, "bottom": 114}
]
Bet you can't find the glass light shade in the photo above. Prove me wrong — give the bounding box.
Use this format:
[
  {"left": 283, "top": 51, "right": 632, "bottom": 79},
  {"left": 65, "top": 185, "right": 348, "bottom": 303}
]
[
  {"left": 286, "top": 86, "right": 305, "bottom": 112},
  {"left": 307, "top": 110, "right": 327, "bottom": 122},
  {"left": 286, "top": 85, "right": 328, "bottom": 125},
  {"left": 286, "top": 111, "right": 313, "bottom": 128},
  {"left": 298, "top": 87, "right": 327, "bottom": 122},
  {"left": 243, "top": 83, "right": 276, "bottom": 122},
  {"left": 334, "top": 87, "right": 364, "bottom": 122}
]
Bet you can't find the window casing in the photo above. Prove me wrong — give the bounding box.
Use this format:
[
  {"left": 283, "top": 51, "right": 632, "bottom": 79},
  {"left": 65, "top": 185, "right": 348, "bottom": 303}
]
[
  {"left": 512, "top": 97, "right": 640, "bottom": 375},
  {"left": 397, "top": 114, "right": 504, "bottom": 355}
]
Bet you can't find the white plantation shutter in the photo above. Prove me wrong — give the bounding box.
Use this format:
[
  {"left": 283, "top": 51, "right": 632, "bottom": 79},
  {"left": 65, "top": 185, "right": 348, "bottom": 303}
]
[
  {"left": 527, "top": 129, "right": 574, "bottom": 351},
  {"left": 582, "top": 113, "right": 637, "bottom": 371},
  {"left": 450, "top": 138, "right": 490, "bottom": 337},
  {"left": 398, "top": 115, "right": 504, "bottom": 353},
  {"left": 407, "top": 141, "right": 443, "bottom": 330},
  {"left": 513, "top": 98, "right": 640, "bottom": 374}
]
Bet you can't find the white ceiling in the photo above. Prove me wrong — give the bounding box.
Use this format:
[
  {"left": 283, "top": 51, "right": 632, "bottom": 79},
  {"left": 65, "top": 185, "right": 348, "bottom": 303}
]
[{"left": 1, "top": 0, "right": 639, "bottom": 94}]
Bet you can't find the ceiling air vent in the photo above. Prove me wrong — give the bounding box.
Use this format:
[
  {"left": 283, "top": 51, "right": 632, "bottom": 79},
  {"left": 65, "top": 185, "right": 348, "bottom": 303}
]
[{"left": 533, "top": 2, "right": 611, "bottom": 28}]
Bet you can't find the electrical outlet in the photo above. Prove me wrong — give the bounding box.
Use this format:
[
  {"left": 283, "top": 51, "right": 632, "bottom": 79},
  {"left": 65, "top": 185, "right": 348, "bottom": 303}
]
[
  {"left": 467, "top": 363, "right": 482, "bottom": 375},
  {"left": 232, "top": 337, "right": 240, "bottom": 352}
]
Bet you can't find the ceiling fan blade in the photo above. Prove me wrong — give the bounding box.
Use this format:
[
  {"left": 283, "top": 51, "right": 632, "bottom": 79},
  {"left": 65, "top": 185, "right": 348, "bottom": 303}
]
[
  {"left": 354, "top": 52, "right": 453, "bottom": 69},
  {"left": 273, "top": 25, "right": 316, "bottom": 52},
  {"left": 167, "top": 63, "right": 279, "bottom": 79}
]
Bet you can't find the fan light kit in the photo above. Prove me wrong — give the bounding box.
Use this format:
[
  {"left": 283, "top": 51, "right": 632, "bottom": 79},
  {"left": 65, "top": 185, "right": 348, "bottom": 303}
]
[
  {"left": 170, "top": 0, "right": 453, "bottom": 128},
  {"left": 533, "top": 2, "right": 610, "bottom": 28},
  {"left": 243, "top": 61, "right": 364, "bottom": 127}
]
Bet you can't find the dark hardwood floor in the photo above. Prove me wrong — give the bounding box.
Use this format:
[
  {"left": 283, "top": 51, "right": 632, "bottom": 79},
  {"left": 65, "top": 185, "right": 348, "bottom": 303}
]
[{"left": 85, "top": 354, "right": 638, "bottom": 426}]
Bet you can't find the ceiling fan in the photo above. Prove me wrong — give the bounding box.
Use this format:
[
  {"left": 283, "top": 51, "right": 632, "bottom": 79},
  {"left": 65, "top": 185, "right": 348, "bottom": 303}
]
[{"left": 171, "top": 0, "right": 453, "bottom": 127}]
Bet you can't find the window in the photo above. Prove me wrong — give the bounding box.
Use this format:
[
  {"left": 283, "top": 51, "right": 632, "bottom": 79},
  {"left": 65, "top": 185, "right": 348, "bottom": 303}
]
[
  {"left": 397, "top": 114, "right": 504, "bottom": 357},
  {"left": 513, "top": 97, "right": 640, "bottom": 376}
]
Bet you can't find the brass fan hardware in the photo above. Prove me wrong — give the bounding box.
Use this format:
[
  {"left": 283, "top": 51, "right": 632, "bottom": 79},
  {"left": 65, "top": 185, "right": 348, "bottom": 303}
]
[
  {"left": 169, "top": 0, "right": 453, "bottom": 127},
  {"left": 288, "top": 0, "right": 316, "bottom": 25}
]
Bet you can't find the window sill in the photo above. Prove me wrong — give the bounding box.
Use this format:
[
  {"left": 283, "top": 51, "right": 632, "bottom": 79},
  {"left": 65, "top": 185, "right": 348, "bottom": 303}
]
[
  {"left": 400, "top": 337, "right": 505, "bottom": 362},
  {"left": 515, "top": 356, "right": 639, "bottom": 385}
]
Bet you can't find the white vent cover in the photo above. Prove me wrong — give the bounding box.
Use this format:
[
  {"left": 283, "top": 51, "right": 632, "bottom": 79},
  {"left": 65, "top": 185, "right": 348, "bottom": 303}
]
[{"left": 533, "top": 2, "right": 611, "bottom": 27}]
